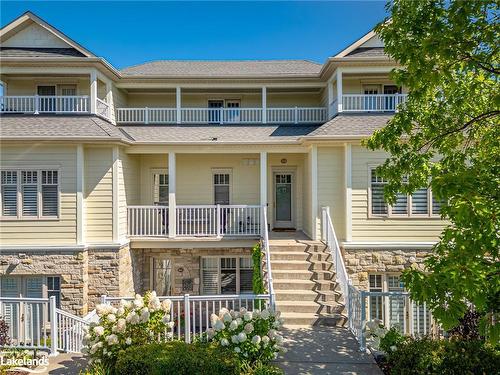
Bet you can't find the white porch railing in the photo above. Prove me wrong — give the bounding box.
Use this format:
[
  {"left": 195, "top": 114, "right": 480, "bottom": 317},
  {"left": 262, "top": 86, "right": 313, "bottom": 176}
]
[
  {"left": 96, "top": 98, "right": 111, "bottom": 120},
  {"left": 116, "top": 106, "right": 327, "bottom": 124},
  {"left": 0, "top": 296, "right": 90, "bottom": 355},
  {"left": 176, "top": 205, "right": 261, "bottom": 237},
  {"left": 342, "top": 94, "right": 408, "bottom": 112},
  {"left": 260, "top": 206, "right": 276, "bottom": 309},
  {"left": 128, "top": 205, "right": 168, "bottom": 237},
  {"left": 101, "top": 293, "right": 272, "bottom": 343},
  {"left": 266, "top": 107, "right": 327, "bottom": 124},
  {"left": 0, "top": 95, "right": 89, "bottom": 114}
]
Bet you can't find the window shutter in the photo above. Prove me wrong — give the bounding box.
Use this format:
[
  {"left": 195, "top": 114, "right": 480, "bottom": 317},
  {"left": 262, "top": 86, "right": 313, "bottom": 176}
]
[
  {"left": 42, "top": 171, "right": 58, "bottom": 217},
  {"left": 201, "top": 258, "right": 218, "bottom": 294},
  {"left": 411, "top": 188, "right": 429, "bottom": 214},
  {"left": 22, "top": 171, "right": 38, "bottom": 216},
  {"left": 1, "top": 171, "right": 18, "bottom": 217},
  {"left": 371, "top": 170, "right": 387, "bottom": 215},
  {"left": 239, "top": 258, "right": 253, "bottom": 294}
]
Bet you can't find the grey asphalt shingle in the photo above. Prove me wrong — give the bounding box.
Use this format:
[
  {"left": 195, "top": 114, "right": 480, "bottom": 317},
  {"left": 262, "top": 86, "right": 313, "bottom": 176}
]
[
  {"left": 0, "top": 115, "right": 131, "bottom": 141},
  {"left": 345, "top": 47, "right": 387, "bottom": 58},
  {"left": 309, "top": 113, "right": 393, "bottom": 137},
  {"left": 120, "top": 60, "right": 322, "bottom": 77},
  {"left": 0, "top": 47, "right": 86, "bottom": 58}
]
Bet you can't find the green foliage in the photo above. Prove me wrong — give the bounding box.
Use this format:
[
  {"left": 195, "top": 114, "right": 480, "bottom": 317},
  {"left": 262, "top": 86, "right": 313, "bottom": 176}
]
[
  {"left": 379, "top": 327, "right": 407, "bottom": 354},
  {"left": 79, "top": 362, "right": 112, "bottom": 375},
  {"left": 365, "top": 0, "right": 500, "bottom": 342},
  {"left": 114, "top": 341, "right": 239, "bottom": 375},
  {"left": 252, "top": 243, "right": 266, "bottom": 295},
  {"left": 385, "top": 337, "right": 500, "bottom": 375},
  {"left": 241, "top": 361, "right": 285, "bottom": 375}
]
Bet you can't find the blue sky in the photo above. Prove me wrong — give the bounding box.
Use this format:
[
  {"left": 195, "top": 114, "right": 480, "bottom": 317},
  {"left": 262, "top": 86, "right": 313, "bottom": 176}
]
[{"left": 1, "top": 1, "right": 388, "bottom": 69}]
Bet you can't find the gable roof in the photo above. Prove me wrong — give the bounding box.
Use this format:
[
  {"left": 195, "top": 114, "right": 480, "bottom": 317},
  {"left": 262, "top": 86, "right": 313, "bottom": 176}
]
[
  {"left": 0, "top": 47, "right": 86, "bottom": 58},
  {"left": 0, "top": 11, "right": 95, "bottom": 58},
  {"left": 332, "top": 28, "right": 387, "bottom": 59},
  {"left": 120, "top": 60, "right": 322, "bottom": 77}
]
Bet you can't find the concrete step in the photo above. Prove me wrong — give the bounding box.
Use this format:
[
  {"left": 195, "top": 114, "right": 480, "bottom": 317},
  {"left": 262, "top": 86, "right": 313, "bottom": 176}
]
[
  {"left": 269, "top": 244, "right": 327, "bottom": 253},
  {"left": 273, "top": 269, "right": 334, "bottom": 281},
  {"left": 275, "top": 290, "right": 338, "bottom": 303},
  {"left": 276, "top": 301, "right": 343, "bottom": 314},
  {"left": 273, "top": 279, "right": 336, "bottom": 292},
  {"left": 270, "top": 251, "right": 332, "bottom": 262},
  {"left": 271, "top": 260, "right": 333, "bottom": 271},
  {"left": 281, "top": 312, "right": 348, "bottom": 327}
]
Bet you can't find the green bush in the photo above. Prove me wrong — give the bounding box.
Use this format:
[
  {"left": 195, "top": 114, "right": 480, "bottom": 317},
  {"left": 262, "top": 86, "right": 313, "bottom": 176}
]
[
  {"left": 241, "top": 361, "right": 284, "bottom": 375},
  {"left": 379, "top": 327, "right": 406, "bottom": 354},
  {"left": 114, "top": 341, "right": 239, "bottom": 375},
  {"left": 386, "top": 337, "right": 500, "bottom": 375},
  {"left": 252, "top": 243, "right": 265, "bottom": 295}
]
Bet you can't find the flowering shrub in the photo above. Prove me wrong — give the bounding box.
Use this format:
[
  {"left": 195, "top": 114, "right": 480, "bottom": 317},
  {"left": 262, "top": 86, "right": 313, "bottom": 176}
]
[
  {"left": 206, "top": 306, "right": 286, "bottom": 364},
  {"left": 365, "top": 319, "right": 389, "bottom": 350},
  {"left": 83, "top": 291, "right": 174, "bottom": 368},
  {"left": 365, "top": 320, "right": 407, "bottom": 354}
]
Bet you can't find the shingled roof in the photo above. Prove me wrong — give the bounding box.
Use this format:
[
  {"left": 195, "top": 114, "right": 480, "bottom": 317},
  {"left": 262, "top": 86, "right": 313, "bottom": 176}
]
[
  {"left": 0, "top": 115, "right": 131, "bottom": 141},
  {"left": 345, "top": 47, "right": 387, "bottom": 58},
  {"left": 0, "top": 47, "right": 86, "bottom": 58},
  {"left": 120, "top": 60, "right": 322, "bottom": 77}
]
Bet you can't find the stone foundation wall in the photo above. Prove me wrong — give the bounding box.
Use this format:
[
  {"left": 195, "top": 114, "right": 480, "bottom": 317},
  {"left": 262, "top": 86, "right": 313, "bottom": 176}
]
[
  {"left": 135, "top": 247, "right": 252, "bottom": 295},
  {"left": 343, "top": 248, "right": 430, "bottom": 290},
  {"left": 0, "top": 249, "right": 88, "bottom": 315}
]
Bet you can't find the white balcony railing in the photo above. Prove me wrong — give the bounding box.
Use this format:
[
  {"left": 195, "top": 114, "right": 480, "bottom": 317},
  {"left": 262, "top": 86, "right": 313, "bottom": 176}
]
[
  {"left": 127, "top": 204, "right": 261, "bottom": 238},
  {"left": 96, "top": 98, "right": 111, "bottom": 120},
  {"left": 342, "top": 94, "right": 408, "bottom": 112},
  {"left": 116, "top": 107, "right": 327, "bottom": 125},
  {"left": 0, "top": 95, "right": 89, "bottom": 114}
]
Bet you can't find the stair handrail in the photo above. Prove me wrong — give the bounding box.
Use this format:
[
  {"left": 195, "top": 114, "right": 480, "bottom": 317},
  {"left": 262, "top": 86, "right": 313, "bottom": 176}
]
[
  {"left": 261, "top": 205, "right": 276, "bottom": 309},
  {"left": 322, "top": 207, "right": 351, "bottom": 313}
]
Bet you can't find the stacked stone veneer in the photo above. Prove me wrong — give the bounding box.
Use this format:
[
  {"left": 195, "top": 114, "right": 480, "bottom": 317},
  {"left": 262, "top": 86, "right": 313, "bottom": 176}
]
[
  {"left": 343, "top": 248, "right": 431, "bottom": 290},
  {"left": 0, "top": 245, "right": 137, "bottom": 315},
  {"left": 134, "top": 247, "right": 252, "bottom": 295},
  {"left": 0, "top": 246, "right": 253, "bottom": 316}
]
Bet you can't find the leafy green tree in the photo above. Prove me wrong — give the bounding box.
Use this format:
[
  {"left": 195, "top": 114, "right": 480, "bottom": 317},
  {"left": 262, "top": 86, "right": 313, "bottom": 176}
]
[{"left": 365, "top": 0, "right": 499, "bottom": 342}]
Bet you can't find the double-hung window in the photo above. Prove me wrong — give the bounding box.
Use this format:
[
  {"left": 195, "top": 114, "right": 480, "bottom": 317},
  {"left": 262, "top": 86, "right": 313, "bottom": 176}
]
[
  {"left": 1, "top": 169, "right": 59, "bottom": 219},
  {"left": 201, "top": 256, "right": 253, "bottom": 294},
  {"left": 153, "top": 172, "right": 169, "bottom": 205},
  {"left": 369, "top": 168, "right": 442, "bottom": 218}
]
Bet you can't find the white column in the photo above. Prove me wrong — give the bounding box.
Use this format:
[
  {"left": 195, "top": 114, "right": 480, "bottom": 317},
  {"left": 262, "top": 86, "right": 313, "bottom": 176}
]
[
  {"left": 76, "top": 145, "right": 85, "bottom": 245},
  {"left": 176, "top": 87, "right": 181, "bottom": 124},
  {"left": 168, "top": 152, "right": 176, "bottom": 238},
  {"left": 262, "top": 87, "right": 267, "bottom": 124},
  {"left": 112, "top": 146, "right": 119, "bottom": 243},
  {"left": 344, "top": 143, "right": 352, "bottom": 242},
  {"left": 327, "top": 79, "right": 334, "bottom": 118},
  {"left": 260, "top": 151, "right": 267, "bottom": 206},
  {"left": 90, "top": 70, "right": 97, "bottom": 114},
  {"left": 336, "top": 69, "right": 343, "bottom": 113},
  {"left": 105, "top": 80, "right": 114, "bottom": 123},
  {"left": 310, "top": 145, "right": 318, "bottom": 240}
]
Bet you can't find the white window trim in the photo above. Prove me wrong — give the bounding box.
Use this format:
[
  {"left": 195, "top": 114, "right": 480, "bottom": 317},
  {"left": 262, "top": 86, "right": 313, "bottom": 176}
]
[
  {"left": 35, "top": 83, "right": 80, "bottom": 96},
  {"left": 200, "top": 255, "right": 253, "bottom": 295},
  {"left": 150, "top": 168, "right": 168, "bottom": 205},
  {"left": 367, "top": 166, "right": 441, "bottom": 219},
  {"left": 0, "top": 168, "right": 61, "bottom": 221},
  {"left": 212, "top": 168, "right": 232, "bottom": 205}
]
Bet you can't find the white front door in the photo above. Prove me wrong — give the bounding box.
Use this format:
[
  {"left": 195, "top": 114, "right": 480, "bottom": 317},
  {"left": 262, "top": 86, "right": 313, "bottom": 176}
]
[{"left": 273, "top": 172, "right": 294, "bottom": 228}]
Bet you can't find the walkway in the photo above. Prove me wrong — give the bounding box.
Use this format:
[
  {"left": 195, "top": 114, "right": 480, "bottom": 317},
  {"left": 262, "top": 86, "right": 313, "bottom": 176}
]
[{"left": 276, "top": 327, "right": 382, "bottom": 375}]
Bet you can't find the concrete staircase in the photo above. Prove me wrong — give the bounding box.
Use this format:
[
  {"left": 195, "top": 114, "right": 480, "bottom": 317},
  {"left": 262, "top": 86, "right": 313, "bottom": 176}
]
[{"left": 270, "top": 240, "right": 347, "bottom": 327}]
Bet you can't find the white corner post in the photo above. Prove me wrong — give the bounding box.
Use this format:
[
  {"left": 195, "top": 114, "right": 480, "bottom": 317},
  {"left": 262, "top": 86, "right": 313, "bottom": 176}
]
[
  {"left": 76, "top": 145, "right": 85, "bottom": 245},
  {"left": 310, "top": 145, "right": 318, "bottom": 240},
  {"left": 184, "top": 294, "right": 191, "bottom": 343},
  {"left": 112, "top": 146, "right": 119, "bottom": 243},
  {"left": 344, "top": 143, "right": 352, "bottom": 242},
  {"left": 336, "top": 68, "right": 343, "bottom": 114},
  {"left": 176, "top": 86, "right": 181, "bottom": 124},
  {"left": 168, "top": 152, "right": 176, "bottom": 238},
  {"left": 260, "top": 151, "right": 268, "bottom": 235},
  {"left": 90, "top": 70, "right": 97, "bottom": 114},
  {"left": 262, "top": 87, "right": 267, "bottom": 124},
  {"left": 49, "top": 296, "right": 58, "bottom": 356},
  {"left": 327, "top": 79, "right": 334, "bottom": 118}
]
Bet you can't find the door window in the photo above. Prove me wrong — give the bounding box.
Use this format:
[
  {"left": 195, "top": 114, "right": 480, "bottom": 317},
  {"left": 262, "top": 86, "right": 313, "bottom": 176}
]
[
  {"left": 152, "top": 258, "right": 172, "bottom": 296},
  {"left": 208, "top": 100, "right": 224, "bottom": 123},
  {"left": 37, "top": 86, "right": 56, "bottom": 112},
  {"left": 213, "top": 172, "right": 230, "bottom": 205},
  {"left": 363, "top": 85, "right": 380, "bottom": 111},
  {"left": 383, "top": 85, "right": 400, "bottom": 110},
  {"left": 275, "top": 174, "right": 292, "bottom": 223},
  {"left": 225, "top": 100, "right": 241, "bottom": 123}
]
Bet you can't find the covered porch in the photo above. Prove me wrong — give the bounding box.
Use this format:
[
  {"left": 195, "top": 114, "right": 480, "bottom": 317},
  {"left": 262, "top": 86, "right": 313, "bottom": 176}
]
[{"left": 123, "top": 148, "right": 316, "bottom": 241}]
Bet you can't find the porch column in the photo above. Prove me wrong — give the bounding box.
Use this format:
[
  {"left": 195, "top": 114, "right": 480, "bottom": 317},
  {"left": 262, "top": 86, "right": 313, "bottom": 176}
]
[
  {"left": 105, "top": 80, "right": 114, "bottom": 123},
  {"left": 310, "top": 145, "right": 318, "bottom": 240},
  {"left": 336, "top": 69, "right": 343, "bottom": 113},
  {"left": 176, "top": 86, "right": 181, "bottom": 124},
  {"left": 168, "top": 152, "right": 176, "bottom": 238},
  {"left": 262, "top": 87, "right": 267, "bottom": 124},
  {"left": 327, "top": 79, "right": 334, "bottom": 118},
  {"left": 260, "top": 151, "right": 267, "bottom": 233},
  {"left": 90, "top": 70, "right": 97, "bottom": 114}
]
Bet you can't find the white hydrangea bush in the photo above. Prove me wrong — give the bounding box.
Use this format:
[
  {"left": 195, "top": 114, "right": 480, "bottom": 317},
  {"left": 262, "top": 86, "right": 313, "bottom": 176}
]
[
  {"left": 83, "top": 291, "right": 174, "bottom": 366},
  {"left": 206, "top": 306, "right": 286, "bottom": 364},
  {"left": 364, "top": 319, "right": 388, "bottom": 350}
]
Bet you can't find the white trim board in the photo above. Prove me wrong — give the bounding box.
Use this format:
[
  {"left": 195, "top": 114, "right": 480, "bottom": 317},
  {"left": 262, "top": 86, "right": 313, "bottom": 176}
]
[{"left": 341, "top": 241, "right": 437, "bottom": 250}]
